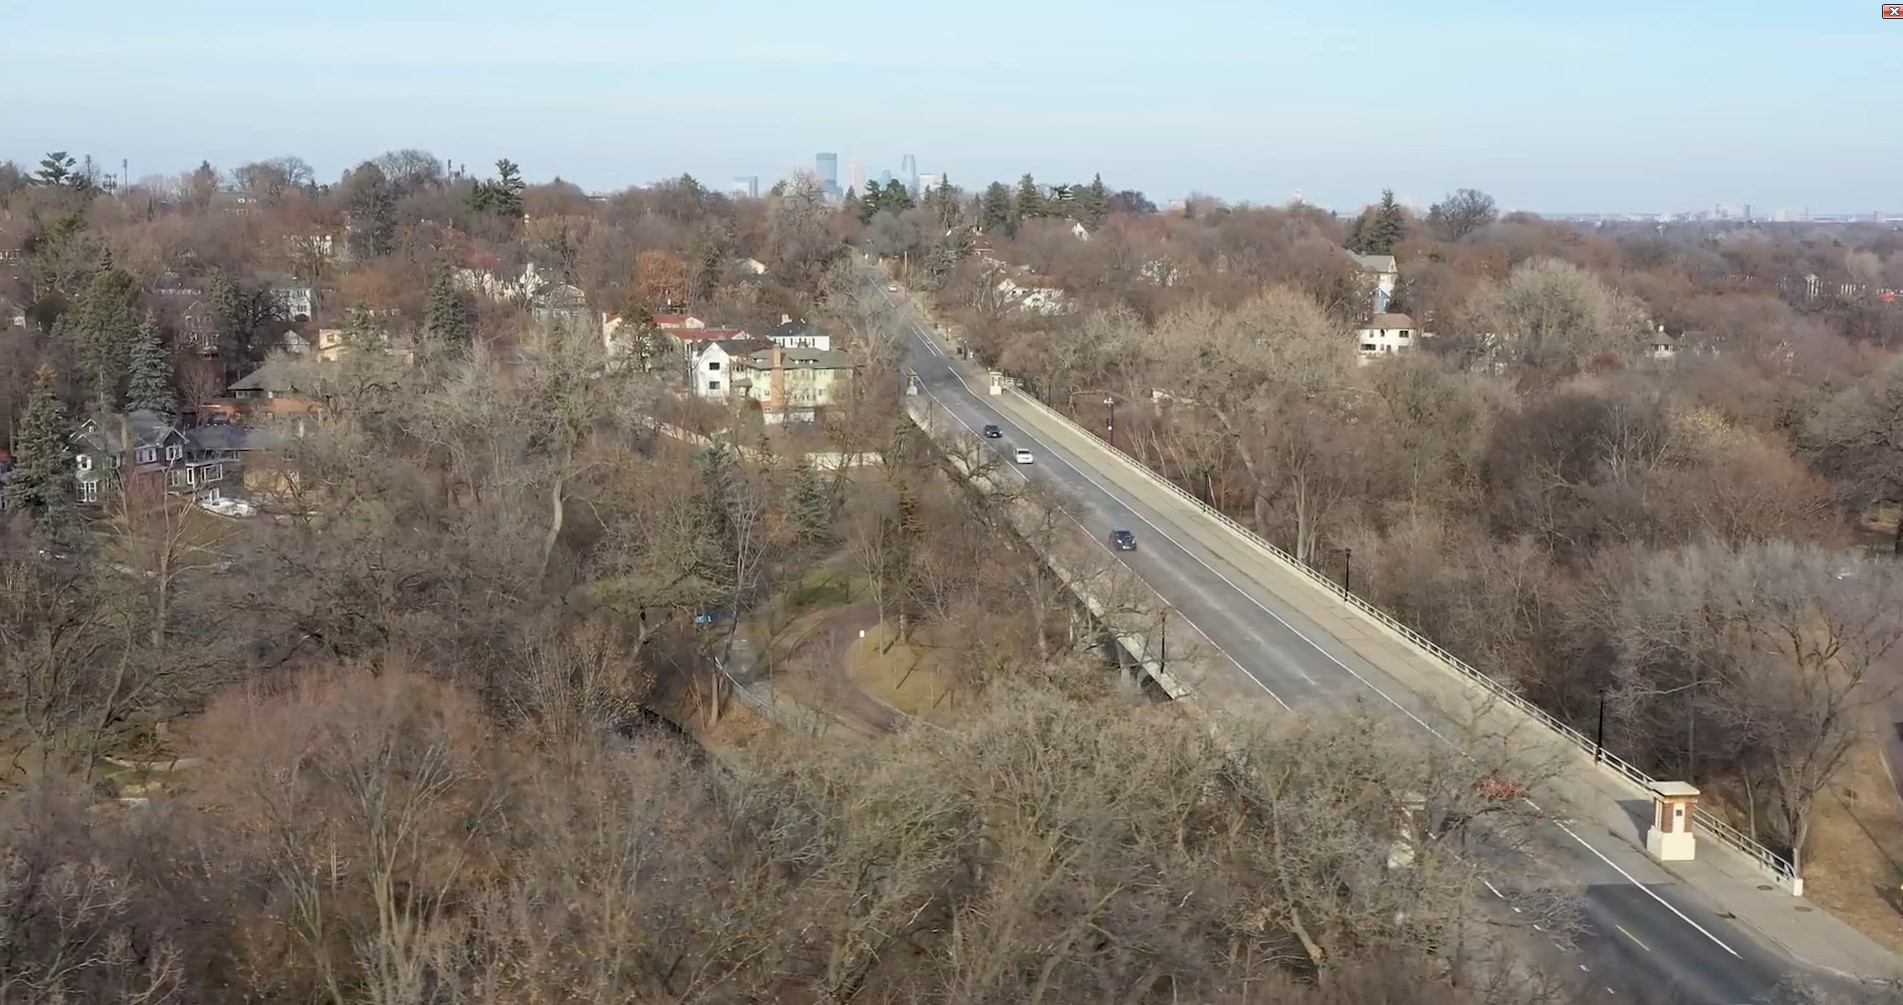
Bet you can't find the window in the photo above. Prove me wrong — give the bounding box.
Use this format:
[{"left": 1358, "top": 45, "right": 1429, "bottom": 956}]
[
  {"left": 707, "top": 380, "right": 722, "bottom": 391},
  {"left": 1360, "top": 343, "right": 1377, "bottom": 353},
  {"left": 76, "top": 454, "right": 93, "bottom": 473},
  {"left": 136, "top": 446, "right": 157, "bottom": 464},
  {"left": 169, "top": 468, "right": 191, "bottom": 488},
  {"left": 707, "top": 360, "right": 722, "bottom": 371},
  {"left": 202, "top": 463, "right": 224, "bottom": 483},
  {"left": 165, "top": 444, "right": 182, "bottom": 462},
  {"left": 78, "top": 480, "right": 98, "bottom": 503},
  {"left": 1398, "top": 330, "right": 1412, "bottom": 339}
]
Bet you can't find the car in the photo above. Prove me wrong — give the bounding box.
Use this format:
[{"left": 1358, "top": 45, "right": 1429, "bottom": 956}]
[
  {"left": 982, "top": 423, "right": 1002, "bottom": 438},
  {"left": 1013, "top": 447, "right": 1034, "bottom": 464},
  {"left": 1110, "top": 529, "right": 1137, "bottom": 551},
  {"left": 887, "top": 283, "right": 900, "bottom": 292}
]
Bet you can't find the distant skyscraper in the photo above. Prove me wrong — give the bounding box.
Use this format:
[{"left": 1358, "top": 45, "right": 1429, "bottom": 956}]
[
  {"left": 878, "top": 169, "right": 893, "bottom": 189},
  {"left": 900, "top": 154, "right": 918, "bottom": 195},
  {"left": 815, "top": 153, "right": 838, "bottom": 196},
  {"left": 847, "top": 156, "right": 866, "bottom": 196},
  {"left": 919, "top": 172, "right": 944, "bottom": 195},
  {"left": 731, "top": 176, "right": 759, "bottom": 199}
]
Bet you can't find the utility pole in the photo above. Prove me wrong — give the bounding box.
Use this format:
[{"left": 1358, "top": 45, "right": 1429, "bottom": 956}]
[{"left": 1594, "top": 691, "right": 1606, "bottom": 765}]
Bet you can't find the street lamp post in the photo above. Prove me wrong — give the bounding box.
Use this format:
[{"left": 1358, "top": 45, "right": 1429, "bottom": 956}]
[
  {"left": 1343, "top": 548, "right": 1352, "bottom": 593},
  {"left": 1595, "top": 690, "right": 1607, "bottom": 765},
  {"left": 1104, "top": 395, "right": 1116, "bottom": 448}
]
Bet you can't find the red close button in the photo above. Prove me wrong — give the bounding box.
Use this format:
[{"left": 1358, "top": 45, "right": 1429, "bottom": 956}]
[{"left": 1886, "top": 3, "right": 1903, "bottom": 18}]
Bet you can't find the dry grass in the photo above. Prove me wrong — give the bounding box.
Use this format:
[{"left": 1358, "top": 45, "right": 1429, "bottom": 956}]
[
  {"left": 1800, "top": 741, "right": 1903, "bottom": 954},
  {"left": 848, "top": 623, "right": 967, "bottom": 724}
]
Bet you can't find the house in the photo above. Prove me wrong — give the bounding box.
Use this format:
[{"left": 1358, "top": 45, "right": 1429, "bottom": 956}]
[
  {"left": 1356, "top": 313, "right": 1421, "bottom": 365},
  {"left": 732, "top": 345, "right": 857, "bottom": 423},
  {"left": 263, "top": 274, "right": 317, "bottom": 322},
  {"left": 1642, "top": 327, "right": 1679, "bottom": 364},
  {"left": 148, "top": 272, "right": 213, "bottom": 352},
  {"left": 738, "top": 258, "right": 768, "bottom": 276},
  {"left": 1070, "top": 221, "right": 1091, "bottom": 241},
  {"left": 227, "top": 360, "right": 326, "bottom": 422},
  {"left": 530, "top": 283, "right": 591, "bottom": 330},
  {"left": 71, "top": 411, "right": 241, "bottom": 505},
  {"left": 688, "top": 338, "right": 772, "bottom": 399},
  {"left": 994, "top": 276, "right": 1069, "bottom": 315},
  {"left": 1350, "top": 252, "right": 1400, "bottom": 313},
  {"left": 457, "top": 261, "right": 551, "bottom": 304},
  {"left": 652, "top": 313, "right": 709, "bottom": 330},
  {"left": 766, "top": 317, "right": 832, "bottom": 351}
]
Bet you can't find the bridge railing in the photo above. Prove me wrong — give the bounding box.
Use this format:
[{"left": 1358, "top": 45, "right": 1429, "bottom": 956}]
[{"left": 1006, "top": 386, "right": 1802, "bottom": 892}]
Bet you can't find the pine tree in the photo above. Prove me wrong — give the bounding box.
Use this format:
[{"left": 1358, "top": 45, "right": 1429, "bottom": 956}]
[
  {"left": 1015, "top": 173, "right": 1044, "bottom": 221},
  {"left": 1358, "top": 188, "right": 1407, "bottom": 255},
  {"left": 1080, "top": 172, "right": 1110, "bottom": 228},
  {"left": 60, "top": 268, "right": 142, "bottom": 411},
  {"left": 424, "top": 270, "right": 472, "bottom": 346},
  {"left": 980, "top": 182, "right": 1015, "bottom": 235},
  {"left": 792, "top": 458, "right": 832, "bottom": 546},
  {"left": 6, "top": 365, "right": 75, "bottom": 531},
  {"left": 124, "top": 313, "right": 176, "bottom": 415},
  {"left": 881, "top": 178, "right": 914, "bottom": 213}
]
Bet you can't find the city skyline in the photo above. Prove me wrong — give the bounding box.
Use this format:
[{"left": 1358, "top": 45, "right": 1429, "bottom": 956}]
[{"left": 3, "top": 0, "right": 1891, "bottom": 210}]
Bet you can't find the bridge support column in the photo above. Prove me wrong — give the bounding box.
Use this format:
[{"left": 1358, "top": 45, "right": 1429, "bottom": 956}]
[
  {"left": 988, "top": 370, "right": 1004, "bottom": 396},
  {"left": 1644, "top": 782, "right": 1700, "bottom": 862}
]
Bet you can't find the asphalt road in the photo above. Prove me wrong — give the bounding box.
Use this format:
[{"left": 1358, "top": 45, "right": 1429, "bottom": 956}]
[{"left": 884, "top": 287, "right": 1808, "bottom": 1005}]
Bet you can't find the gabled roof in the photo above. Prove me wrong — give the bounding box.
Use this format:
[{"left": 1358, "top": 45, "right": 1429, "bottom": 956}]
[
  {"left": 74, "top": 411, "right": 183, "bottom": 453},
  {"left": 1350, "top": 252, "right": 1398, "bottom": 274},
  {"left": 673, "top": 328, "right": 747, "bottom": 342},
  {"left": 186, "top": 424, "right": 282, "bottom": 452},
  {"left": 701, "top": 337, "right": 772, "bottom": 357},
  {"left": 229, "top": 360, "right": 309, "bottom": 394},
  {"left": 1363, "top": 313, "right": 1417, "bottom": 330},
  {"left": 769, "top": 318, "right": 827, "bottom": 341},
  {"left": 743, "top": 346, "right": 855, "bottom": 370}
]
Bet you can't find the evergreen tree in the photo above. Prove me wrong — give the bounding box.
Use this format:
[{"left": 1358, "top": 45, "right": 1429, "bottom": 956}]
[
  {"left": 980, "top": 182, "right": 1016, "bottom": 235},
  {"left": 1357, "top": 188, "right": 1407, "bottom": 255},
  {"left": 6, "top": 365, "right": 75, "bottom": 533},
  {"left": 207, "top": 268, "right": 276, "bottom": 383},
  {"left": 34, "top": 151, "right": 76, "bottom": 187},
  {"left": 880, "top": 178, "right": 914, "bottom": 213},
  {"left": 842, "top": 189, "right": 863, "bottom": 221},
  {"left": 1015, "top": 173, "right": 1044, "bottom": 221},
  {"left": 792, "top": 458, "right": 832, "bottom": 546},
  {"left": 468, "top": 158, "right": 526, "bottom": 218},
  {"left": 58, "top": 268, "right": 142, "bottom": 411},
  {"left": 424, "top": 270, "right": 472, "bottom": 346},
  {"left": 1079, "top": 172, "right": 1110, "bottom": 228},
  {"left": 124, "top": 313, "right": 176, "bottom": 415},
  {"left": 925, "top": 174, "right": 960, "bottom": 231}
]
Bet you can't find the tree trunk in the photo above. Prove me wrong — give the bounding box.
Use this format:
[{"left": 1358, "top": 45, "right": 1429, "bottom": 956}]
[{"left": 539, "top": 474, "right": 567, "bottom": 579}]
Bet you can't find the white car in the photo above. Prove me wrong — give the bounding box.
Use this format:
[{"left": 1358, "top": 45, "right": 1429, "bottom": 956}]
[
  {"left": 887, "top": 283, "right": 900, "bottom": 293},
  {"left": 198, "top": 496, "right": 258, "bottom": 519},
  {"left": 1014, "top": 447, "right": 1034, "bottom": 464}
]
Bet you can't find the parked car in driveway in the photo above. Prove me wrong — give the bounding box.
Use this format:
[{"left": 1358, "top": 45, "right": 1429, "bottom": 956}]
[
  {"left": 1013, "top": 447, "right": 1034, "bottom": 464},
  {"left": 1110, "top": 529, "right": 1137, "bottom": 551},
  {"left": 982, "top": 423, "right": 1002, "bottom": 438}
]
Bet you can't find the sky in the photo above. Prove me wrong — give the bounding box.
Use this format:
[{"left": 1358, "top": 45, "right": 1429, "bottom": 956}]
[{"left": 3, "top": 0, "right": 1896, "bottom": 214}]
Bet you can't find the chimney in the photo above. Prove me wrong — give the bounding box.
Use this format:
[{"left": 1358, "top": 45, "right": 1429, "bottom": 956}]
[{"left": 780, "top": 313, "right": 791, "bottom": 324}]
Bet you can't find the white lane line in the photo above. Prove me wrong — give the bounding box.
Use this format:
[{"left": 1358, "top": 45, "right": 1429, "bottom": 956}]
[
  {"left": 1558, "top": 820, "right": 1738, "bottom": 957},
  {"left": 1483, "top": 879, "right": 1505, "bottom": 898},
  {"left": 911, "top": 376, "right": 1290, "bottom": 712},
  {"left": 1613, "top": 925, "right": 1652, "bottom": 952},
  {"left": 960, "top": 358, "right": 1750, "bottom": 960}
]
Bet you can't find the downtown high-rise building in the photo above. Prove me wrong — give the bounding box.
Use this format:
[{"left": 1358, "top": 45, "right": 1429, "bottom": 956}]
[
  {"left": 730, "top": 176, "right": 759, "bottom": 199},
  {"left": 919, "top": 171, "right": 944, "bottom": 194},
  {"left": 815, "top": 153, "right": 839, "bottom": 196},
  {"left": 847, "top": 156, "right": 866, "bottom": 196},
  {"left": 878, "top": 169, "right": 893, "bottom": 189},
  {"left": 900, "top": 154, "right": 918, "bottom": 196}
]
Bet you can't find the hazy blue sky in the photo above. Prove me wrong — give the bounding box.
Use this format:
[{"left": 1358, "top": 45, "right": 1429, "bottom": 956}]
[{"left": 4, "top": 0, "right": 1894, "bottom": 213}]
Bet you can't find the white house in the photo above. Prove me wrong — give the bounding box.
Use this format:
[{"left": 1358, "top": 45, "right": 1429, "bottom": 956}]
[
  {"left": 456, "top": 261, "right": 550, "bottom": 305},
  {"left": 767, "top": 317, "right": 832, "bottom": 351},
  {"left": 1070, "top": 220, "right": 1091, "bottom": 241},
  {"left": 1356, "top": 312, "right": 1421, "bottom": 365},
  {"left": 266, "top": 276, "right": 317, "bottom": 322},
  {"left": 995, "top": 276, "right": 1069, "bottom": 315},
  {"left": 688, "top": 338, "right": 768, "bottom": 399},
  {"left": 1643, "top": 327, "right": 1679, "bottom": 364}
]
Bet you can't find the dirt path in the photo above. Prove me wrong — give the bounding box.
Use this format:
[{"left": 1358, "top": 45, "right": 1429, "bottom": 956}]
[{"left": 772, "top": 605, "right": 908, "bottom": 735}]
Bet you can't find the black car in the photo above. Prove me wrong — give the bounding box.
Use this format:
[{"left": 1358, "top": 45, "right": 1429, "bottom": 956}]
[
  {"left": 1110, "top": 529, "right": 1137, "bottom": 551},
  {"left": 982, "top": 423, "right": 1002, "bottom": 438}
]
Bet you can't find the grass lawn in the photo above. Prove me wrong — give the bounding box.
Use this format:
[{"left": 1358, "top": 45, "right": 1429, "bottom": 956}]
[
  {"left": 1797, "top": 741, "right": 1903, "bottom": 953},
  {"left": 847, "top": 623, "right": 967, "bottom": 725}
]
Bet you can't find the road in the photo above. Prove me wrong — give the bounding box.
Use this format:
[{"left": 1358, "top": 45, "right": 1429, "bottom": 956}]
[{"left": 883, "top": 286, "right": 1806, "bottom": 1005}]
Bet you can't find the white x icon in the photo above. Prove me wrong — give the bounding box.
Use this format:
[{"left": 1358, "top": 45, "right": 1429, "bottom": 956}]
[{"left": 1887, "top": 3, "right": 1903, "bottom": 16}]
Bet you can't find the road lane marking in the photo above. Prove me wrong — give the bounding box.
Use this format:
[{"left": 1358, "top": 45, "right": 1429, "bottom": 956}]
[
  {"left": 1556, "top": 820, "right": 1737, "bottom": 957},
  {"left": 1613, "top": 925, "right": 1652, "bottom": 952},
  {"left": 910, "top": 378, "right": 1291, "bottom": 713},
  {"left": 1483, "top": 879, "right": 1505, "bottom": 898}
]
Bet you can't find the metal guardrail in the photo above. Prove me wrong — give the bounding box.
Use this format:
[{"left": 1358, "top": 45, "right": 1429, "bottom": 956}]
[{"left": 1006, "top": 387, "right": 1802, "bottom": 891}]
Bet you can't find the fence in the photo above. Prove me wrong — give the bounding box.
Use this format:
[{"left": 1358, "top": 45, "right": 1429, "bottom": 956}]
[{"left": 1006, "top": 387, "right": 1802, "bottom": 892}]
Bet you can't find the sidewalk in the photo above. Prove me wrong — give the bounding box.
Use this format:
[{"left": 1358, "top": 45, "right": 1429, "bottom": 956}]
[{"left": 994, "top": 384, "right": 1903, "bottom": 980}]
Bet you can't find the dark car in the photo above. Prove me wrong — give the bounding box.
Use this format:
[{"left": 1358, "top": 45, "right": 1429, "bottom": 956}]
[
  {"left": 1110, "top": 529, "right": 1137, "bottom": 551},
  {"left": 982, "top": 423, "right": 1002, "bottom": 438}
]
